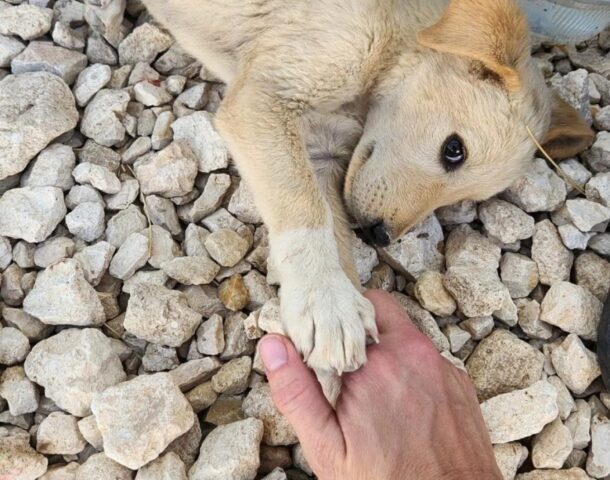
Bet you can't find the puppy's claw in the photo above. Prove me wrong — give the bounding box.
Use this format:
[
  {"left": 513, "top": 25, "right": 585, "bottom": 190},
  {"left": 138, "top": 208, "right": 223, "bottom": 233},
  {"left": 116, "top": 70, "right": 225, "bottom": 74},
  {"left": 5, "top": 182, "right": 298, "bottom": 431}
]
[
  {"left": 367, "top": 329, "right": 380, "bottom": 345},
  {"left": 315, "top": 368, "right": 342, "bottom": 408}
]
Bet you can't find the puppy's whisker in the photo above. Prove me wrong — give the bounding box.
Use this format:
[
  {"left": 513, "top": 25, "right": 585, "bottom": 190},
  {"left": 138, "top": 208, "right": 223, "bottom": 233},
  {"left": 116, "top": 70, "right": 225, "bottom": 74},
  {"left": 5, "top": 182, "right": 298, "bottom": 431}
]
[{"left": 525, "top": 125, "right": 586, "bottom": 195}]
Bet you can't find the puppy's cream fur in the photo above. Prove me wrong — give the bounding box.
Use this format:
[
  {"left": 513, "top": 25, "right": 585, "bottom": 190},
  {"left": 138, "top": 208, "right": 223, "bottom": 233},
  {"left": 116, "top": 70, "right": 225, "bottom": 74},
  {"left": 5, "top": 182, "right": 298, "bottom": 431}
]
[{"left": 143, "top": 0, "right": 593, "bottom": 404}]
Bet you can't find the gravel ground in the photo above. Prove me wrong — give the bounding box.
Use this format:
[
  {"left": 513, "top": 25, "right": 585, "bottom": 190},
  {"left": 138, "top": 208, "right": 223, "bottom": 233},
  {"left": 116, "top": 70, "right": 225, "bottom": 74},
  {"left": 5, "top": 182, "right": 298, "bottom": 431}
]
[{"left": 0, "top": 1, "right": 609, "bottom": 479}]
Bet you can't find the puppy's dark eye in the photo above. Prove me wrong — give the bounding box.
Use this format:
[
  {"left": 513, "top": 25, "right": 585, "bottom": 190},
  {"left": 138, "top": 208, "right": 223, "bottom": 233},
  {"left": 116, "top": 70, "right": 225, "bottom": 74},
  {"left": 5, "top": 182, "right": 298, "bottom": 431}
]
[{"left": 441, "top": 134, "right": 467, "bottom": 171}]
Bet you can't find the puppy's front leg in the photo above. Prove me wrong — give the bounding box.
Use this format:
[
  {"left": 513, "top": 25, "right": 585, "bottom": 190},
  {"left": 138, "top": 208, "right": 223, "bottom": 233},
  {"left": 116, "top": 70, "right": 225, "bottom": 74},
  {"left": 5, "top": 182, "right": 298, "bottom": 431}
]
[
  {"left": 217, "top": 83, "right": 377, "bottom": 386},
  {"left": 307, "top": 113, "right": 368, "bottom": 404}
]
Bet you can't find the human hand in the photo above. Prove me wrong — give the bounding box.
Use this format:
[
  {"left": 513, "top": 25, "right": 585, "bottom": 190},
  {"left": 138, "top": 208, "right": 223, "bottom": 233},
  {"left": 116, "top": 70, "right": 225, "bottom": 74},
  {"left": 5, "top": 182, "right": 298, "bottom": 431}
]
[{"left": 258, "top": 290, "right": 502, "bottom": 480}]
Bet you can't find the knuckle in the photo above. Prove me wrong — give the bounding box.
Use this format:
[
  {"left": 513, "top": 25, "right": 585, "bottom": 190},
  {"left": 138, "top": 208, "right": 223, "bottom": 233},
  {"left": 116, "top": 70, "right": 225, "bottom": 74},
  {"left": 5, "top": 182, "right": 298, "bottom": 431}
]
[
  {"left": 409, "top": 337, "right": 441, "bottom": 362},
  {"left": 367, "top": 348, "right": 404, "bottom": 380}
]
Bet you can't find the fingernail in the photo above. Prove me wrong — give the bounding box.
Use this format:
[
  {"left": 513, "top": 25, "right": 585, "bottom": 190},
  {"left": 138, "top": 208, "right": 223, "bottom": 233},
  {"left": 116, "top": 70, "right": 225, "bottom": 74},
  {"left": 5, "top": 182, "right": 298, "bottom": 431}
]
[{"left": 260, "top": 336, "right": 288, "bottom": 372}]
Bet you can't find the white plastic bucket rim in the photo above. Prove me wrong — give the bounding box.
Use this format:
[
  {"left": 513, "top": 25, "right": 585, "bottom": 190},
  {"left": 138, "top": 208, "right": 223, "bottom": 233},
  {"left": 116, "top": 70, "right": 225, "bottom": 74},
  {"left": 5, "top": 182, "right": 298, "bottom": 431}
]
[
  {"left": 519, "top": 0, "right": 610, "bottom": 42},
  {"left": 548, "top": 0, "right": 610, "bottom": 8}
]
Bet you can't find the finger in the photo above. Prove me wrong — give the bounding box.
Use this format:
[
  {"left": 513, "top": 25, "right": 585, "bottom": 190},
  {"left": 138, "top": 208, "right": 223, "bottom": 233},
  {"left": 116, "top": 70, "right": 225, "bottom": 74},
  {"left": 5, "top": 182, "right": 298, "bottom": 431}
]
[
  {"left": 259, "top": 335, "right": 346, "bottom": 463},
  {"left": 364, "top": 290, "right": 424, "bottom": 340}
]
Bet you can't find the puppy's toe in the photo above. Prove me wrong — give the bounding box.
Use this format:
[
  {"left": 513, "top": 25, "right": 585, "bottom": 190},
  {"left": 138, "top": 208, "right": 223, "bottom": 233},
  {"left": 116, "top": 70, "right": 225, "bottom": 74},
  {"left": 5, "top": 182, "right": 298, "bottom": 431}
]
[
  {"left": 358, "top": 293, "right": 379, "bottom": 344},
  {"left": 281, "top": 271, "right": 376, "bottom": 376}
]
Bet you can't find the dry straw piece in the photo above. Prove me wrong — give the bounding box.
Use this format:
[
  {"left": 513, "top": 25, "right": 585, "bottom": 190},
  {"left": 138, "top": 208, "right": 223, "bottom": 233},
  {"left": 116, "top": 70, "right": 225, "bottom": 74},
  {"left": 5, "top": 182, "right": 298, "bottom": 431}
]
[{"left": 526, "top": 125, "right": 586, "bottom": 195}]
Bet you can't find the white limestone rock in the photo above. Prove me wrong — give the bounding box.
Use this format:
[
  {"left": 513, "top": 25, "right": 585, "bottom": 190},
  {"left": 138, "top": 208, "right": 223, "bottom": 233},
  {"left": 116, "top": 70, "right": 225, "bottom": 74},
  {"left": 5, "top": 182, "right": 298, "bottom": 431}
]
[
  {"left": 73, "top": 63, "right": 112, "bottom": 107},
  {"left": 211, "top": 356, "right": 252, "bottom": 395},
  {"left": 73, "top": 241, "right": 115, "bottom": 286},
  {"left": 351, "top": 233, "right": 379, "bottom": 285},
  {"left": 381, "top": 215, "right": 444, "bottom": 280},
  {"left": 91, "top": 373, "right": 194, "bottom": 470},
  {"left": 161, "top": 256, "right": 220, "bottom": 286},
  {"left": 118, "top": 23, "right": 173, "bottom": 65},
  {"left": 124, "top": 283, "right": 202, "bottom": 347},
  {"left": 539, "top": 282, "right": 602, "bottom": 341},
  {"left": 466, "top": 329, "right": 544, "bottom": 401},
  {"left": 504, "top": 158, "right": 567, "bottom": 212},
  {"left": 20, "top": 143, "right": 75, "bottom": 191},
  {"left": 135, "top": 141, "right": 198, "bottom": 198},
  {"left": 24, "top": 328, "right": 126, "bottom": 416},
  {"left": 105, "top": 205, "right": 148, "bottom": 248},
  {"left": 0, "top": 366, "right": 38, "bottom": 416},
  {"left": 24, "top": 259, "right": 105, "bottom": 326},
  {"left": 478, "top": 199, "right": 535, "bottom": 244},
  {"left": 564, "top": 198, "right": 610, "bottom": 232},
  {"left": 188, "top": 418, "right": 263, "bottom": 480},
  {"left": 0, "top": 4, "right": 52, "bottom": 40},
  {"left": 108, "top": 231, "right": 150, "bottom": 280},
  {"left": 0, "top": 328, "right": 29, "bottom": 366},
  {"left": 0, "top": 72, "right": 78, "bottom": 180},
  {"left": 172, "top": 111, "right": 229, "bottom": 173},
  {"left": 494, "top": 442, "right": 528, "bottom": 480},
  {"left": 500, "top": 253, "right": 539, "bottom": 299},
  {"left": 586, "top": 414, "right": 610, "bottom": 478},
  {"left": 444, "top": 266, "right": 514, "bottom": 319},
  {"left": 480, "top": 380, "right": 559, "bottom": 444},
  {"left": 36, "top": 412, "right": 87, "bottom": 455},
  {"left": 550, "top": 334, "right": 601, "bottom": 395},
  {"left": 11, "top": 41, "right": 87, "bottom": 85},
  {"left": 445, "top": 224, "right": 501, "bottom": 271},
  {"left": 80, "top": 89, "right": 130, "bottom": 147},
  {"left": 414, "top": 271, "right": 457, "bottom": 317},
  {"left": 565, "top": 400, "right": 592, "bottom": 450},
  {"left": 196, "top": 314, "right": 225, "bottom": 356},
  {"left": 74, "top": 453, "right": 132, "bottom": 480},
  {"left": 531, "top": 418, "right": 573, "bottom": 470},
  {"left": 65, "top": 201, "right": 106, "bottom": 242},
  {"left": 532, "top": 220, "right": 574, "bottom": 286},
  {"left": 135, "top": 452, "right": 187, "bottom": 480},
  {"left": 0, "top": 186, "right": 66, "bottom": 243},
  {"left": 205, "top": 229, "right": 250, "bottom": 268},
  {"left": 227, "top": 179, "right": 262, "bottom": 225},
  {"left": 0, "top": 427, "right": 48, "bottom": 480},
  {"left": 72, "top": 162, "right": 121, "bottom": 194}
]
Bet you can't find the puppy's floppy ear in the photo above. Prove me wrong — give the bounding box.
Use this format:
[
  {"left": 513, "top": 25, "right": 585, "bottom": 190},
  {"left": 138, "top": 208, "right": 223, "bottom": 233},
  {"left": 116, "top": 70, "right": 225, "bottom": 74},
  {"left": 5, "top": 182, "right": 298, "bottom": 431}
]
[
  {"left": 541, "top": 93, "right": 595, "bottom": 160},
  {"left": 417, "top": 0, "right": 529, "bottom": 92}
]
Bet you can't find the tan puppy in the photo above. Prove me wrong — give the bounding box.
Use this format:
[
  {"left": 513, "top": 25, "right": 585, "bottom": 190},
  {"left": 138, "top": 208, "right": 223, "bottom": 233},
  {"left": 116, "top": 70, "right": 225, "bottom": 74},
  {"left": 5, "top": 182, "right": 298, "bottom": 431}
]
[{"left": 143, "top": 0, "right": 593, "bottom": 402}]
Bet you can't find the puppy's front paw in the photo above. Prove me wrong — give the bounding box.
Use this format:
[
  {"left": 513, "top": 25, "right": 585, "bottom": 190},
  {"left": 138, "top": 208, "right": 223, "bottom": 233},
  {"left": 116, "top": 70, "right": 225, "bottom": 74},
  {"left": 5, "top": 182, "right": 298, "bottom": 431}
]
[{"left": 280, "top": 270, "right": 378, "bottom": 375}]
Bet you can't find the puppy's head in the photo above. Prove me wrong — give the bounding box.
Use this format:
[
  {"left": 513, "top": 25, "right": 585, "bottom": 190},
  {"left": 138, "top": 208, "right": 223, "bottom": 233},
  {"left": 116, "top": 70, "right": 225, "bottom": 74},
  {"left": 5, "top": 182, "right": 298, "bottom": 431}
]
[{"left": 344, "top": 0, "right": 593, "bottom": 247}]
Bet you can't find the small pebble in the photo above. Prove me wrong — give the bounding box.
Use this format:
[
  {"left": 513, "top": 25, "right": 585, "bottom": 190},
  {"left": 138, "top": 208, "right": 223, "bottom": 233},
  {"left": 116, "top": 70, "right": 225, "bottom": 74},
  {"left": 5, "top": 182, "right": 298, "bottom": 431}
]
[
  {"left": 0, "top": 327, "right": 30, "bottom": 365},
  {"left": 218, "top": 274, "right": 250, "bottom": 312}
]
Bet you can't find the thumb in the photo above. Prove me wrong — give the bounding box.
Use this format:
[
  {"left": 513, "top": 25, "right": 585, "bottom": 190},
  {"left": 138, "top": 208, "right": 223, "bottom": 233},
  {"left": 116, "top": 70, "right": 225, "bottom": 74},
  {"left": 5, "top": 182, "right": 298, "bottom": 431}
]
[{"left": 259, "top": 335, "right": 346, "bottom": 464}]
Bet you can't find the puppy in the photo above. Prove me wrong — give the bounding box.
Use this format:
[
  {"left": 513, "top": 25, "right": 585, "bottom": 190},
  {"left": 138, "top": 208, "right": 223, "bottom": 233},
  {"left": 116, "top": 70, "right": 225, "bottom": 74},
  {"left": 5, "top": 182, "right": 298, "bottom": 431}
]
[{"left": 143, "top": 0, "right": 593, "bottom": 403}]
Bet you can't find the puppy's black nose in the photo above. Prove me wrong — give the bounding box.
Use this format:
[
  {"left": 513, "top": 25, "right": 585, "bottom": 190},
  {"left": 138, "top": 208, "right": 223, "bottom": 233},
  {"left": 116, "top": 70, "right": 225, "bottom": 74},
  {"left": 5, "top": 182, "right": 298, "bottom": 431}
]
[{"left": 362, "top": 222, "right": 391, "bottom": 247}]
